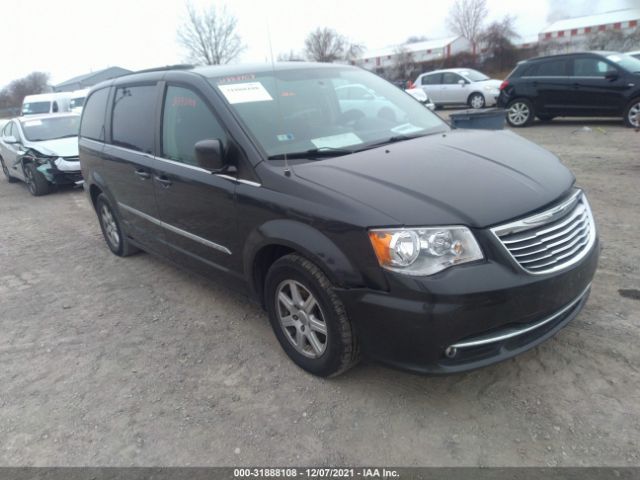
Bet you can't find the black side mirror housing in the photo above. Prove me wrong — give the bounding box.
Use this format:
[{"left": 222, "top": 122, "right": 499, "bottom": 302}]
[{"left": 194, "top": 139, "right": 225, "bottom": 172}]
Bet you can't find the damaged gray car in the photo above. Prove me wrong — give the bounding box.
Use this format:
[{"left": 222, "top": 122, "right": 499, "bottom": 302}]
[{"left": 0, "top": 113, "right": 82, "bottom": 196}]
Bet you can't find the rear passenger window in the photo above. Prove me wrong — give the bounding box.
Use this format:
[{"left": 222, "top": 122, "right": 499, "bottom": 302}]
[
  {"left": 111, "top": 85, "right": 156, "bottom": 153},
  {"left": 422, "top": 74, "right": 441, "bottom": 85},
  {"left": 532, "top": 60, "right": 567, "bottom": 76},
  {"left": 161, "top": 85, "right": 226, "bottom": 167},
  {"left": 80, "top": 88, "right": 110, "bottom": 141}
]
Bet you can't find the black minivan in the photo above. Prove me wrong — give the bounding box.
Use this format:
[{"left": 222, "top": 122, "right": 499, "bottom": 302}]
[
  {"left": 79, "top": 62, "right": 599, "bottom": 377},
  {"left": 498, "top": 51, "right": 640, "bottom": 127}
]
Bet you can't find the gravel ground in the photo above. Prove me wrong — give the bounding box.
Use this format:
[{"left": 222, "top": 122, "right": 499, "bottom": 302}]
[{"left": 0, "top": 116, "right": 639, "bottom": 466}]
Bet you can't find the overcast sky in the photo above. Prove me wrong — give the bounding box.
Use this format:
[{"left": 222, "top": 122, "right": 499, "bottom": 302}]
[{"left": 3, "top": 0, "right": 638, "bottom": 88}]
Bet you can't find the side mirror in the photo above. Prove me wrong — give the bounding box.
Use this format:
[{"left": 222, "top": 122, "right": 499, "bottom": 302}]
[
  {"left": 194, "top": 139, "right": 225, "bottom": 172},
  {"left": 458, "top": 79, "right": 466, "bottom": 86},
  {"left": 3, "top": 135, "right": 18, "bottom": 144}
]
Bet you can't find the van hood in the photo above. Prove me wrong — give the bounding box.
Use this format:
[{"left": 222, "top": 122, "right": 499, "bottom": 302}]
[
  {"left": 292, "top": 129, "right": 575, "bottom": 228},
  {"left": 25, "top": 137, "right": 78, "bottom": 158}
]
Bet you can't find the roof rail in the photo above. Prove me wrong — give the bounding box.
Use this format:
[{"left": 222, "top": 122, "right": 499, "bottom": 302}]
[{"left": 131, "top": 64, "right": 195, "bottom": 74}]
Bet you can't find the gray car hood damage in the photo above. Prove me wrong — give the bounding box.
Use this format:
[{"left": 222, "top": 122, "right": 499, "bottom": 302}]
[
  {"left": 24, "top": 137, "right": 78, "bottom": 158},
  {"left": 292, "top": 129, "right": 575, "bottom": 228}
]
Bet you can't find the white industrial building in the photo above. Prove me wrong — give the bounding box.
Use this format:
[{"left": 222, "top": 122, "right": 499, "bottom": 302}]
[
  {"left": 355, "top": 36, "right": 471, "bottom": 71},
  {"left": 539, "top": 8, "right": 640, "bottom": 48}
]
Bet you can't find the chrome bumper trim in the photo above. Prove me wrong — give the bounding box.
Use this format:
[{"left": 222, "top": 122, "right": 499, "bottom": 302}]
[{"left": 450, "top": 283, "right": 591, "bottom": 349}]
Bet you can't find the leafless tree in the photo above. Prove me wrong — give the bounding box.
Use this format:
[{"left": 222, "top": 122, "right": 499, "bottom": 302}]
[
  {"left": 177, "top": 2, "right": 245, "bottom": 65},
  {"left": 480, "top": 15, "right": 519, "bottom": 72},
  {"left": 406, "top": 35, "right": 429, "bottom": 44},
  {"left": 0, "top": 72, "right": 50, "bottom": 109},
  {"left": 585, "top": 27, "right": 640, "bottom": 52},
  {"left": 304, "top": 27, "right": 363, "bottom": 63},
  {"left": 392, "top": 46, "right": 417, "bottom": 81},
  {"left": 277, "top": 50, "right": 305, "bottom": 62},
  {"left": 447, "top": 0, "right": 488, "bottom": 54}
]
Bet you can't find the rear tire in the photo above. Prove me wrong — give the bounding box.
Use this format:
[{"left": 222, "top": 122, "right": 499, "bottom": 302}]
[
  {"left": 0, "top": 157, "right": 18, "bottom": 183},
  {"left": 96, "top": 193, "right": 139, "bottom": 257},
  {"left": 624, "top": 97, "right": 640, "bottom": 128},
  {"left": 506, "top": 99, "right": 534, "bottom": 127},
  {"left": 24, "top": 162, "right": 51, "bottom": 196},
  {"left": 264, "top": 254, "right": 360, "bottom": 377}
]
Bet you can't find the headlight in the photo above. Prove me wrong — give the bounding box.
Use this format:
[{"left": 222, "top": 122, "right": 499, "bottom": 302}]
[{"left": 368, "top": 226, "right": 484, "bottom": 276}]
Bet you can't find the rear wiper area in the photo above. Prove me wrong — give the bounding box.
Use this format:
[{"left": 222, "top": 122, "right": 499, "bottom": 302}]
[{"left": 268, "top": 147, "right": 355, "bottom": 160}]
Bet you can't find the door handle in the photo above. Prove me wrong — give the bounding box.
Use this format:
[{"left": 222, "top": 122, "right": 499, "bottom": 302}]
[
  {"left": 155, "top": 175, "right": 172, "bottom": 187},
  {"left": 134, "top": 169, "right": 150, "bottom": 179}
]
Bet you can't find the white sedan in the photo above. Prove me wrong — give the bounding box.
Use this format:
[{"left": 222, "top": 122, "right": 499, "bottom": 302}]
[
  {"left": 0, "top": 113, "right": 81, "bottom": 196},
  {"left": 415, "top": 68, "right": 502, "bottom": 109}
]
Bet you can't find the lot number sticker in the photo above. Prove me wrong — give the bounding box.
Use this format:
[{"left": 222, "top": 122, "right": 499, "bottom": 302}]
[{"left": 218, "top": 82, "right": 273, "bottom": 104}]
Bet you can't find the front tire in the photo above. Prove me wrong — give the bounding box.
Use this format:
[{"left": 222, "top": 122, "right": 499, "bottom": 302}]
[
  {"left": 624, "top": 97, "right": 640, "bottom": 128},
  {"left": 468, "top": 92, "right": 485, "bottom": 109},
  {"left": 24, "top": 162, "right": 51, "bottom": 196},
  {"left": 265, "top": 254, "right": 360, "bottom": 377},
  {"left": 506, "top": 99, "right": 534, "bottom": 127},
  {"left": 96, "top": 193, "right": 138, "bottom": 257},
  {"left": 0, "top": 157, "right": 18, "bottom": 183}
]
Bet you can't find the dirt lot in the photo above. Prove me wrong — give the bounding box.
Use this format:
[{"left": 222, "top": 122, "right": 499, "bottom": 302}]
[{"left": 1, "top": 116, "right": 639, "bottom": 467}]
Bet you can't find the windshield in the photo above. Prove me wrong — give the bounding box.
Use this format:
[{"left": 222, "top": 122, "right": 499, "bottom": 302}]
[
  {"left": 461, "top": 70, "right": 490, "bottom": 82},
  {"left": 208, "top": 66, "right": 447, "bottom": 159},
  {"left": 607, "top": 53, "right": 640, "bottom": 72},
  {"left": 22, "top": 101, "right": 51, "bottom": 115},
  {"left": 70, "top": 97, "right": 85, "bottom": 109},
  {"left": 20, "top": 116, "right": 80, "bottom": 141}
]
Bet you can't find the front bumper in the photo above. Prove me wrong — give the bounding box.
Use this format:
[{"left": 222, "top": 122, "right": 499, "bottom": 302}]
[
  {"left": 38, "top": 158, "right": 83, "bottom": 185},
  {"left": 335, "top": 236, "right": 599, "bottom": 374}
]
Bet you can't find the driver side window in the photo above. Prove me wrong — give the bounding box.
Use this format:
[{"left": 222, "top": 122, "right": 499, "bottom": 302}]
[{"left": 161, "top": 85, "right": 227, "bottom": 167}]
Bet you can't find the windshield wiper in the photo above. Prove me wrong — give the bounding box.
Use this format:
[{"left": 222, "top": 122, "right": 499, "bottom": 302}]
[
  {"left": 268, "top": 147, "right": 354, "bottom": 160},
  {"left": 353, "top": 133, "right": 430, "bottom": 152}
]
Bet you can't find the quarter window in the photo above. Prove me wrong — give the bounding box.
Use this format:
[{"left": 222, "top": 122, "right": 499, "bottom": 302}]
[
  {"left": 111, "top": 85, "right": 156, "bottom": 153},
  {"left": 80, "top": 88, "right": 110, "bottom": 141},
  {"left": 161, "top": 85, "right": 226, "bottom": 166}
]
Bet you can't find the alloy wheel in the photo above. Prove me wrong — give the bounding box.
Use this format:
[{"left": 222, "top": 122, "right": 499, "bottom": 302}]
[
  {"left": 275, "top": 279, "right": 328, "bottom": 359},
  {"left": 629, "top": 102, "right": 640, "bottom": 127},
  {"left": 100, "top": 204, "right": 120, "bottom": 249},
  {"left": 470, "top": 94, "right": 485, "bottom": 109},
  {"left": 508, "top": 102, "right": 530, "bottom": 126}
]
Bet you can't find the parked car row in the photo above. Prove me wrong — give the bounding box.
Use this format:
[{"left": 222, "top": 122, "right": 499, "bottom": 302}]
[
  {"left": 410, "top": 50, "right": 640, "bottom": 128},
  {"left": 21, "top": 89, "right": 88, "bottom": 116}
]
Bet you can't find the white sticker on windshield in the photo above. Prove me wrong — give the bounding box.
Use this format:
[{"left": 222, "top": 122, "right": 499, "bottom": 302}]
[
  {"left": 391, "top": 123, "right": 423, "bottom": 135},
  {"left": 218, "top": 82, "right": 273, "bottom": 104},
  {"left": 310, "top": 133, "right": 363, "bottom": 149},
  {"left": 23, "top": 120, "right": 43, "bottom": 127}
]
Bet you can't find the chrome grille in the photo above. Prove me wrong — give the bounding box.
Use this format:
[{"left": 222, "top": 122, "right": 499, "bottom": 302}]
[{"left": 492, "top": 190, "right": 596, "bottom": 274}]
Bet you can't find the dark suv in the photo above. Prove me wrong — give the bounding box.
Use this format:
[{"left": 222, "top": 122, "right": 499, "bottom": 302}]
[
  {"left": 498, "top": 51, "right": 640, "bottom": 127},
  {"left": 79, "top": 62, "right": 599, "bottom": 377}
]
